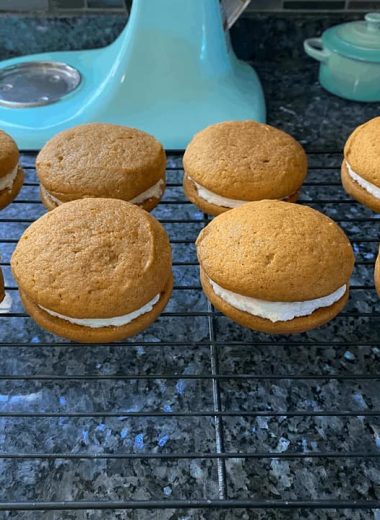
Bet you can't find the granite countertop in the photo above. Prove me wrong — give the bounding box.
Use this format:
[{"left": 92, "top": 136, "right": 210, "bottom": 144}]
[{"left": 0, "top": 13, "right": 379, "bottom": 520}]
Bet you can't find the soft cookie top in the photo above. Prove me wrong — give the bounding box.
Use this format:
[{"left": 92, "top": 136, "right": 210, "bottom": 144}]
[
  {"left": 184, "top": 121, "right": 307, "bottom": 200},
  {"left": 344, "top": 116, "right": 380, "bottom": 186},
  {"left": 196, "top": 200, "right": 354, "bottom": 302},
  {"left": 11, "top": 198, "right": 172, "bottom": 318},
  {"left": 0, "top": 131, "right": 19, "bottom": 179},
  {"left": 36, "top": 123, "right": 166, "bottom": 201}
]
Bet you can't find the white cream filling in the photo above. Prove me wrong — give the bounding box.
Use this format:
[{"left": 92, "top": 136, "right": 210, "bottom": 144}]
[
  {"left": 129, "top": 179, "right": 165, "bottom": 204},
  {"left": 208, "top": 277, "right": 346, "bottom": 323},
  {"left": 43, "top": 179, "right": 164, "bottom": 207},
  {"left": 0, "top": 164, "right": 18, "bottom": 192},
  {"left": 0, "top": 292, "right": 12, "bottom": 313},
  {"left": 192, "top": 178, "right": 248, "bottom": 208},
  {"left": 44, "top": 189, "right": 62, "bottom": 206},
  {"left": 190, "top": 177, "right": 293, "bottom": 208},
  {"left": 39, "top": 293, "right": 160, "bottom": 329},
  {"left": 346, "top": 161, "right": 380, "bottom": 200}
]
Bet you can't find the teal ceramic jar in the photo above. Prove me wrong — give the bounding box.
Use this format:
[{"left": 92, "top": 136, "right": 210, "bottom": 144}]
[{"left": 304, "top": 13, "right": 380, "bottom": 102}]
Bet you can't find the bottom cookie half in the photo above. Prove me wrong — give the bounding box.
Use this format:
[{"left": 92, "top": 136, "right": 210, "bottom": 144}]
[
  {"left": 40, "top": 183, "right": 164, "bottom": 213},
  {"left": 20, "top": 273, "right": 173, "bottom": 343},
  {"left": 183, "top": 175, "right": 299, "bottom": 216},
  {"left": 200, "top": 269, "right": 349, "bottom": 335},
  {"left": 341, "top": 161, "right": 380, "bottom": 213}
]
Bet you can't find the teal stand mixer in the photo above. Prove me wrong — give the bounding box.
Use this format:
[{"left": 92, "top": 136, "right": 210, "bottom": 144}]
[{"left": 0, "top": 0, "right": 266, "bottom": 150}]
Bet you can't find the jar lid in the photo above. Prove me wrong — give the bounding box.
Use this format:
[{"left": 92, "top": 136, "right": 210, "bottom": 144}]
[{"left": 323, "top": 13, "right": 380, "bottom": 63}]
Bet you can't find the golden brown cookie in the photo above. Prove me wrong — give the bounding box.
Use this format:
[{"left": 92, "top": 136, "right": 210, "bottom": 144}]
[
  {"left": 12, "top": 198, "right": 173, "bottom": 343},
  {"left": 341, "top": 117, "right": 380, "bottom": 212},
  {"left": 183, "top": 121, "right": 307, "bottom": 216},
  {"left": 196, "top": 200, "right": 354, "bottom": 334},
  {"left": 36, "top": 123, "right": 166, "bottom": 211},
  {"left": 0, "top": 130, "right": 24, "bottom": 210},
  {"left": 375, "top": 248, "right": 380, "bottom": 298}
]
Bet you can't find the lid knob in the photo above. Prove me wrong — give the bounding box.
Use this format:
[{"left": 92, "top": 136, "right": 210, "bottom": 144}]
[{"left": 365, "top": 12, "right": 380, "bottom": 32}]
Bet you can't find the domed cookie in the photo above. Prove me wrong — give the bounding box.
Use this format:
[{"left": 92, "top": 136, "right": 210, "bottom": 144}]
[
  {"left": 342, "top": 116, "right": 380, "bottom": 213},
  {"left": 36, "top": 123, "right": 166, "bottom": 212},
  {"left": 11, "top": 198, "right": 173, "bottom": 343},
  {"left": 196, "top": 200, "right": 354, "bottom": 334},
  {"left": 183, "top": 121, "right": 307, "bottom": 216},
  {"left": 0, "top": 130, "right": 24, "bottom": 210}
]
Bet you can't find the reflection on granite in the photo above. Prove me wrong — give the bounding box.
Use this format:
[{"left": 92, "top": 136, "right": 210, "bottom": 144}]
[
  {"left": 0, "top": 458, "right": 219, "bottom": 501},
  {"left": 0, "top": 13, "right": 362, "bottom": 62},
  {"left": 0, "top": 12, "right": 379, "bottom": 520},
  {"left": 260, "top": 61, "right": 380, "bottom": 152},
  {"left": 0, "top": 16, "right": 127, "bottom": 60}
]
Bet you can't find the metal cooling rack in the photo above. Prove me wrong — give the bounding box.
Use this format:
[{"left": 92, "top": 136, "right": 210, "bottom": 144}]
[{"left": 0, "top": 150, "right": 379, "bottom": 515}]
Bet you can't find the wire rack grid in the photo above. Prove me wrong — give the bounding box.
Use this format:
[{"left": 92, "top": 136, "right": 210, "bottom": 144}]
[{"left": 0, "top": 150, "right": 379, "bottom": 515}]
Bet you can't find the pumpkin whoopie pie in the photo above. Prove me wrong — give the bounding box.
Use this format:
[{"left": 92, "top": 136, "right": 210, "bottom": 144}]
[
  {"left": 183, "top": 120, "right": 307, "bottom": 216},
  {"left": 11, "top": 198, "right": 173, "bottom": 343},
  {"left": 0, "top": 130, "right": 24, "bottom": 210},
  {"left": 196, "top": 200, "right": 354, "bottom": 334},
  {"left": 342, "top": 116, "right": 380, "bottom": 213},
  {"left": 36, "top": 123, "right": 166, "bottom": 211}
]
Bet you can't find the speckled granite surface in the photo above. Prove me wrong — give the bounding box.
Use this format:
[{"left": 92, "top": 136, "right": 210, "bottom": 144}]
[{"left": 0, "top": 13, "right": 379, "bottom": 520}]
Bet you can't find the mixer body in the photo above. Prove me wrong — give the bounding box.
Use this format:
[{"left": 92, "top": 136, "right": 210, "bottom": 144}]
[{"left": 0, "top": 0, "right": 265, "bottom": 149}]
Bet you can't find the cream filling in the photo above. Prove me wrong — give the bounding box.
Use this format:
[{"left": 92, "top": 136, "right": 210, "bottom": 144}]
[
  {"left": 190, "top": 177, "right": 293, "bottom": 208},
  {"left": 129, "top": 179, "right": 165, "bottom": 204},
  {"left": 346, "top": 161, "right": 380, "bottom": 200},
  {"left": 44, "top": 189, "right": 62, "bottom": 206},
  {"left": 39, "top": 293, "right": 160, "bottom": 329},
  {"left": 0, "top": 164, "right": 18, "bottom": 192},
  {"left": 208, "top": 277, "right": 346, "bottom": 323},
  {"left": 0, "top": 293, "right": 12, "bottom": 313},
  {"left": 44, "top": 179, "right": 164, "bottom": 207}
]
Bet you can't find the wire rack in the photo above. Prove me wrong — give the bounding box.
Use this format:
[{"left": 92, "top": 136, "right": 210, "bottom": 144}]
[{"left": 0, "top": 150, "right": 379, "bottom": 515}]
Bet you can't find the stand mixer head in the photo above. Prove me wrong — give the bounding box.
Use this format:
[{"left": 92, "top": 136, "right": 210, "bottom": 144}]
[{"left": 0, "top": 0, "right": 265, "bottom": 150}]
